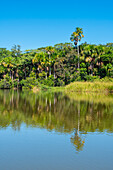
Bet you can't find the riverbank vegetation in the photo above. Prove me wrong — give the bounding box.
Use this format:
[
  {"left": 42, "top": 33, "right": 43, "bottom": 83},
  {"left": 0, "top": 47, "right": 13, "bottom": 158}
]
[
  {"left": 0, "top": 27, "right": 113, "bottom": 91},
  {"left": 65, "top": 80, "right": 113, "bottom": 93}
]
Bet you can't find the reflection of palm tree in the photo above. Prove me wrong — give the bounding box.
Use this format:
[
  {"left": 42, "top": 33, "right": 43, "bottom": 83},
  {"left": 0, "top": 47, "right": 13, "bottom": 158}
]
[
  {"left": 78, "top": 101, "right": 80, "bottom": 135},
  {"left": 71, "top": 101, "right": 85, "bottom": 152},
  {"left": 71, "top": 130, "right": 85, "bottom": 152}
]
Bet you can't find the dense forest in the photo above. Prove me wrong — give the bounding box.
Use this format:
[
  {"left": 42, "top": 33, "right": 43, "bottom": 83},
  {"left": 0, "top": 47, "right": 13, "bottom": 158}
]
[{"left": 0, "top": 27, "right": 113, "bottom": 89}]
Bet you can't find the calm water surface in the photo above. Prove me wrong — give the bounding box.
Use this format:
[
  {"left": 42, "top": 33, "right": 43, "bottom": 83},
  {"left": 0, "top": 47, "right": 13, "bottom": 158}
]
[{"left": 0, "top": 90, "right": 113, "bottom": 170}]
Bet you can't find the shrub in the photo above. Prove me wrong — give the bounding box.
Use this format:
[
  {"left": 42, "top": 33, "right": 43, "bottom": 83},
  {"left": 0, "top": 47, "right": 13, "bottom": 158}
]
[
  {"left": 80, "top": 68, "right": 87, "bottom": 80},
  {"left": 20, "top": 77, "right": 38, "bottom": 89},
  {"left": 0, "top": 74, "right": 12, "bottom": 89},
  {"left": 85, "top": 75, "right": 99, "bottom": 82},
  {"left": 55, "top": 78, "right": 65, "bottom": 86},
  {"left": 38, "top": 75, "right": 55, "bottom": 87}
]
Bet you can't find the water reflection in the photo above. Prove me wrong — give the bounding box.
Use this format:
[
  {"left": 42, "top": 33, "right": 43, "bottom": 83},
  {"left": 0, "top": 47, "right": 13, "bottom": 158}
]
[{"left": 0, "top": 90, "right": 113, "bottom": 152}]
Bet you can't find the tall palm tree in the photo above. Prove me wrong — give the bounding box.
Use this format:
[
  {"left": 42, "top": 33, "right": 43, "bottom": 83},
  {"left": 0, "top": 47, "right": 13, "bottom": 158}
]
[
  {"left": 45, "top": 46, "right": 54, "bottom": 76},
  {"left": 70, "top": 27, "right": 84, "bottom": 69}
]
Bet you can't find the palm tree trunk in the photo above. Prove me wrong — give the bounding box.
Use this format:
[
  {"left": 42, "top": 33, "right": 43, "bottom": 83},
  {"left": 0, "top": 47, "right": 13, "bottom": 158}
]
[
  {"left": 17, "top": 79, "right": 19, "bottom": 89},
  {"left": 11, "top": 71, "right": 14, "bottom": 87},
  {"left": 49, "top": 54, "right": 51, "bottom": 76},
  {"left": 49, "top": 68, "right": 51, "bottom": 76},
  {"left": 25, "top": 70, "right": 26, "bottom": 79},
  {"left": 54, "top": 64, "right": 55, "bottom": 79},
  {"left": 90, "top": 63, "right": 93, "bottom": 76},
  {"left": 24, "top": 65, "right": 26, "bottom": 79},
  {"left": 11, "top": 71, "right": 13, "bottom": 80},
  {"left": 10, "top": 70, "right": 11, "bottom": 79},
  {"left": 77, "top": 44, "right": 80, "bottom": 69},
  {"left": 45, "top": 68, "right": 47, "bottom": 79}
]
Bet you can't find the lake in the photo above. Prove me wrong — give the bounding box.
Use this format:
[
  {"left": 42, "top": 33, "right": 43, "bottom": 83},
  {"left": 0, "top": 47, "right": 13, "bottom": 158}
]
[{"left": 0, "top": 90, "right": 113, "bottom": 170}]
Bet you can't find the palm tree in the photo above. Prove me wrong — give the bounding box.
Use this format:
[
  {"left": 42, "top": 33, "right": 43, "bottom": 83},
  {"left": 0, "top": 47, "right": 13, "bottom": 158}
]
[
  {"left": 11, "top": 45, "right": 21, "bottom": 58},
  {"left": 45, "top": 46, "right": 54, "bottom": 76},
  {"left": 96, "top": 45, "right": 105, "bottom": 78},
  {"left": 32, "top": 52, "right": 45, "bottom": 78},
  {"left": 83, "top": 45, "right": 97, "bottom": 76},
  {"left": 70, "top": 27, "right": 84, "bottom": 69}
]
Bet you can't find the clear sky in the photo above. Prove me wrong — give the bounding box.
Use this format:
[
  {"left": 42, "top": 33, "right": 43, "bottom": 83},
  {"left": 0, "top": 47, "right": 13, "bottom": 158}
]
[{"left": 0, "top": 0, "right": 113, "bottom": 50}]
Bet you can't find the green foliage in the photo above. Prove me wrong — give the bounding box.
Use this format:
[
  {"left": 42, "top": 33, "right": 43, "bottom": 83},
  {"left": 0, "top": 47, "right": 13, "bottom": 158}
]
[
  {"left": 85, "top": 75, "right": 99, "bottom": 82},
  {"left": 79, "top": 68, "right": 87, "bottom": 80},
  {"left": 55, "top": 78, "right": 65, "bottom": 86},
  {"left": 70, "top": 27, "right": 84, "bottom": 43},
  {"left": 0, "top": 38, "right": 113, "bottom": 89},
  {"left": 65, "top": 81, "right": 113, "bottom": 93},
  {"left": 38, "top": 75, "right": 55, "bottom": 87},
  {"left": 20, "top": 77, "right": 38, "bottom": 89},
  {"left": 0, "top": 74, "right": 12, "bottom": 89}
]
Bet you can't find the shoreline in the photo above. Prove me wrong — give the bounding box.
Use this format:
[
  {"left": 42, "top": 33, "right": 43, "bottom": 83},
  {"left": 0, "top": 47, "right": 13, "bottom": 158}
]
[{"left": 0, "top": 81, "right": 113, "bottom": 94}]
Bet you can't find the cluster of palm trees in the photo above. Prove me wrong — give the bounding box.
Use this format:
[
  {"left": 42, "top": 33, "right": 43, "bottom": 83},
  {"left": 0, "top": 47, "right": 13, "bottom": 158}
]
[{"left": 0, "top": 28, "right": 113, "bottom": 88}]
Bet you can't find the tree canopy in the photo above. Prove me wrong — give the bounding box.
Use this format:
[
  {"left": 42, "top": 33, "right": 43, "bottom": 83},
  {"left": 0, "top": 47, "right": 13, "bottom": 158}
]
[{"left": 0, "top": 28, "right": 113, "bottom": 89}]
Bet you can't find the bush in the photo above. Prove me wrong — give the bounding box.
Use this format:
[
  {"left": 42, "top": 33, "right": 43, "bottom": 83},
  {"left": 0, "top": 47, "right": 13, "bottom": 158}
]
[
  {"left": 0, "top": 74, "right": 12, "bottom": 89},
  {"left": 85, "top": 75, "right": 99, "bottom": 82},
  {"left": 100, "top": 77, "right": 113, "bottom": 82},
  {"left": 38, "top": 75, "right": 55, "bottom": 87},
  {"left": 55, "top": 78, "right": 65, "bottom": 86},
  {"left": 20, "top": 77, "right": 38, "bottom": 89}
]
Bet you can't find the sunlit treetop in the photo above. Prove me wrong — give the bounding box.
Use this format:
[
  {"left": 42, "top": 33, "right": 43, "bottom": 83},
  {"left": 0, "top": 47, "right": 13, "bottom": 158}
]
[
  {"left": 45, "top": 46, "right": 54, "bottom": 54},
  {"left": 70, "top": 27, "right": 84, "bottom": 45}
]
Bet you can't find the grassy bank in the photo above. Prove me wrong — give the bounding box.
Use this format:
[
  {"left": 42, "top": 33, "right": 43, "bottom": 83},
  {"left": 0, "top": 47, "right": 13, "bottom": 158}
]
[
  {"left": 65, "top": 81, "right": 113, "bottom": 93},
  {"left": 1, "top": 77, "right": 113, "bottom": 94},
  {"left": 31, "top": 81, "right": 113, "bottom": 94},
  {"left": 31, "top": 84, "right": 64, "bottom": 93}
]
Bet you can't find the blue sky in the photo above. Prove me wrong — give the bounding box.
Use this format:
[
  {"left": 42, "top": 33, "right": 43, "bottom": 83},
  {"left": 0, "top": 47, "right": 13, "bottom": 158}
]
[{"left": 0, "top": 0, "right": 113, "bottom": 50}]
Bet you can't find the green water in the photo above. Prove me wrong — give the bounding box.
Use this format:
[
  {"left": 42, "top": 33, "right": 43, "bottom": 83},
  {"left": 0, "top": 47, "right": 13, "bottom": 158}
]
[{"left": 0, "top": 90, "right": 113, "bottom": 170}]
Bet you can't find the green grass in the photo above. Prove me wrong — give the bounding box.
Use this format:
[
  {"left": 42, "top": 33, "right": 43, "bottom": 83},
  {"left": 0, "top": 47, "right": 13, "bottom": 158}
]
[
  {"left": 65, "top": 81, "right": 113, "bottom": 93},
  {"left": 28, "top": 78, "right": 113, "bottom": 94},
  {"left": 31, "top": 84, "right": 64, "bottom": 93}
]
